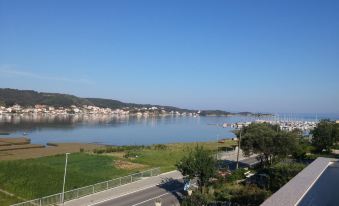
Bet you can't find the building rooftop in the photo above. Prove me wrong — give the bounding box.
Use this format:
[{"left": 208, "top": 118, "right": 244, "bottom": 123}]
[{"left": 261, "top": 157, "right": 339, "bottom": 206}]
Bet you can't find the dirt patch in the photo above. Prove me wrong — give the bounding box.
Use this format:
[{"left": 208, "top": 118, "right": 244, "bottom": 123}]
[
  {"left": 0, "top": 144, "right": 44, "bottom": 151},
  {"left": 0, "top": 143, "right": 104, "bottom": 160},
  {"left": 0, "top": 137, "right": 30, "bottom": 145},
  {"left": 0, "top": 142, "right": 10, "bottom": 146},
  {"left": 114, "top": 160, "right": 146, "bottom": 170}
]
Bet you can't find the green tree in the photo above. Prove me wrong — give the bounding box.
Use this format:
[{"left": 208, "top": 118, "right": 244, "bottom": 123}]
[
  {"left": 272, "top": 131, "right": 298, "bottom": 160},
  {"left": 181, "top": 192, "right": 209, "bottom": 206},
  {"left": 239, "top": 123, "right": 299, "bottom": 166},
  {"left": 261, "top": 162, "right": 305, "bottom": 192},
  {"left": 176, "top": 145, "right": 217, "bottom": 192},
  {"left": 311, "top": 119, "right": 339, "bottom": 152}
]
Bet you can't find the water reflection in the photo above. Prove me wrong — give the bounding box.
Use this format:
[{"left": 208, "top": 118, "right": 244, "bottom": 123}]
[
  {"left": 1, "top": 113, "right": 336, "bottom": 145},
  {"left": 0, "top": 113, "right": 201, "bottom": 133},
  {"left": 0, "top": 114, "right": 129, "bottom": 132}
]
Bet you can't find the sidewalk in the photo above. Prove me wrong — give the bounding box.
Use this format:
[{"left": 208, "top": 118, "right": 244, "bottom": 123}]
[{"left": 63, "top": 170, "right": 182, "bottom": 206}]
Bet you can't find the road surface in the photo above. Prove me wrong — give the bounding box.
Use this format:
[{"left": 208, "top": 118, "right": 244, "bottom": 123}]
[
  {"left": 92, "top": 179, "right": 184, "bottom": 206},
  {"left": 64, "top": 171, "right": 183, "bottom": 206}
]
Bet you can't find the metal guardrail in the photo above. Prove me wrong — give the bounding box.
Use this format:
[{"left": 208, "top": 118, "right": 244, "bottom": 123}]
[{"left": 11, "top": 167, "right": 161, "bottom": 206}]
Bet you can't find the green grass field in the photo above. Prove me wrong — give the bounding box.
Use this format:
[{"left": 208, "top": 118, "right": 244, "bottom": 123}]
[
  {"left": 128, "top": 141, "right": 236, "bottom": 172},
  {"left": 0, "top": 141, "right": 236, "bottom": 205},
  {"left": 0, "top": 153, "right": 140, "bottom": 202},
  {"left": 0, "top": 193, "right": 20, "bottom": 206}
]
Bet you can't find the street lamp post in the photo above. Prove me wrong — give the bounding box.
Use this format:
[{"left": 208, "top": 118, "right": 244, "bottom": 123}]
[
  {"left": 216, "top": 134, "right": 219, "bottom": 160},
  {"left": 236, "top": 129, "right": 242, "bottom": 170},
  {"left": 61, "top": 153, "right": 70, "bottom": 205}
]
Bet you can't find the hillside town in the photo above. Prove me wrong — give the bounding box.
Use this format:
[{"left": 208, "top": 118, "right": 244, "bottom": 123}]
[{"left": 0, "top": 104, "right": 200, "bottom": 117}]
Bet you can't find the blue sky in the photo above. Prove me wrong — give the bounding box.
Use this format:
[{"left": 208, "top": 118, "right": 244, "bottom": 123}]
[{"left": 0, "top": 0, "right": 338, "bottom": 113}]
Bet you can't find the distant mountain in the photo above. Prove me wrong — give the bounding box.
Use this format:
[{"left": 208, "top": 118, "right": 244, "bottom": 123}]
[
  {"left": 0, "top": 88, "right": 269, "bottom": 116},
  {"left": 0, "top": 88, "right": 92, "bottom": 107},
  {"left": 0, "top": 88, "right": 194, "bottom": 112}
]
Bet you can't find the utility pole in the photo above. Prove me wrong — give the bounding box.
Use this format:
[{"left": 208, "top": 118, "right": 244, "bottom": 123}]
[
  {"left": 61, "top": 153, "right": 70, "bottom": 205},
  {"left": 236, "top": 129, "right": 241, "bottom": 170}
]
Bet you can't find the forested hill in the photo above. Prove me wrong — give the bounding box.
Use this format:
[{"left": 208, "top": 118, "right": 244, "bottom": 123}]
[
  {"left": 0, "top": 88, "right": 268, "bottom": 116},
  {"left": 0, "top": 88, "right": 194, "bottom": 112}
]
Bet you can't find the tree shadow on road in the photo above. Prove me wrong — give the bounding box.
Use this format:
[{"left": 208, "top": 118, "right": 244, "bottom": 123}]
[{"left": 155, "top": 178, "right": 185, "bottom": 205}]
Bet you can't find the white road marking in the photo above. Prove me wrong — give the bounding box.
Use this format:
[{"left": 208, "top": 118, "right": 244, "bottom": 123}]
[
  {"left": 130, "top": 188, "right": 181, "bottom": 206},
  {"left": 88, "top": 176, "right": 182, "bottom": 206}
]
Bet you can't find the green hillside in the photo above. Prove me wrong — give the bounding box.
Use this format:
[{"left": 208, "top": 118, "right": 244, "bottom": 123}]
[{"left": 0, "top": 88, "right": 193, "bottom": 112}]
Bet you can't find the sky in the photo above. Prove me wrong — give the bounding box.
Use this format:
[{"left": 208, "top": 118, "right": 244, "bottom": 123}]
[{"left": 0, "top": 0, "right": 338, "bottom": 113}]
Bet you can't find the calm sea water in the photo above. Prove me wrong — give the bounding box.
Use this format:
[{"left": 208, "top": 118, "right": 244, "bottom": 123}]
[{"left": 0, "top": 113, "right": 338, "bottom": 145}]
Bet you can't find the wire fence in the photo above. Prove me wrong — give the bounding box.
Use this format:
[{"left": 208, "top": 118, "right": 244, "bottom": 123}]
[{"left": 11, "top": 167, "right": 161, "bottom": 206}]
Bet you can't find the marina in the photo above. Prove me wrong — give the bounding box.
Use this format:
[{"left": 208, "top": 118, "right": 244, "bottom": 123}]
[{"left": 227, "top": 119, "right": 317, "bottom": 132}]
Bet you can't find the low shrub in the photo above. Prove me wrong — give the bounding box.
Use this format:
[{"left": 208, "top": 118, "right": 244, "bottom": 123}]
[
  {"left": 230, "top": 185, "right": 271, "bottom": 206},
  {"left": 123, "top": 150, "right": 140, "bottom": 158},
  {"left": 153, "top": 144, "right": 167, "bottom": 150},
  {"left": 93, "top": 145, "right": 151, "bottom": 154},
  {"left": 226, "top": 168, "right": 246, "bottom": 183},
  {"left": 215, "top": 184, "right": 270, "bottom": 206},
  {"left": 261, "top": 162, "right": 305, "bottom": 192},
  {"left": 181, "top": 191, "right": 209, "bottom": 206}
]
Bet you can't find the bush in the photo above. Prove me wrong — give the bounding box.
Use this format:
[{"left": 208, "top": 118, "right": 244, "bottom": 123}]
[
  {"left": 123, "top": 150, "right": 140, "bottom": 158},
  {"left": 93, "top": 148, "right": 105, "bottom": 154},
  {"left": 226, "top": 169, "right": 246, "bottom": 183},
  {"left": 181, "top": 191, "right": 209, "bottom": 206},
  {"left": 93, "top": 145, "right": 151, "bottom": 154},
  {"left": 153, "top": 144, "right": 167, "bottom": 150},
  {"left": 215, "top": 184, "right": 270, "bottom": 206},
  {"left": 332, "top": 144, "right": 339, "bottom": 150},
  {"left": 261, "top": 162, "right": 305, "bottom": 192},
  {"left": 230, "top": 185, "right": 271, "bottom": 206}
]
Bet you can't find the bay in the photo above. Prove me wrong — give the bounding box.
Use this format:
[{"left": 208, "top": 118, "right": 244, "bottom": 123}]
[{"left": 0, "top": 113, "right": 338, "bottom": 145}]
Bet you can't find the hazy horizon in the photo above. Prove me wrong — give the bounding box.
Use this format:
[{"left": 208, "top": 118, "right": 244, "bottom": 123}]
[{"left": 1, "top": 0, "right": 338, "bottom": 113}]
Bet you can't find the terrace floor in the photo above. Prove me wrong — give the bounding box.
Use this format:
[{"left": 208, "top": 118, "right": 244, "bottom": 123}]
[{"left": 298, "top": 161, "right": 339, "bottom": 206}]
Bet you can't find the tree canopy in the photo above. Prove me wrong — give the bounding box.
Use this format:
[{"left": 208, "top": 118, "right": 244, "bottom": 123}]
[
  {"left": 311, "top": 119, "right": 339, "bottom": 152},
  {"left": 239, "top": 123, "right": 299, "bottom": 166},
  {"left": 176, "top": 145, "right": 217, "bottom": 191}
]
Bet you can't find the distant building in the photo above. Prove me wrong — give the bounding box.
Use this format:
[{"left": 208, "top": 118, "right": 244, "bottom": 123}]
[{"left": 336, "top": 120, "right": 339, "bottom": 124}]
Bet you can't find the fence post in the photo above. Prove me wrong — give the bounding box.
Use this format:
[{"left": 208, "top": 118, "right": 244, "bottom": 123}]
[
  {"left": 39, "top": 198, "right": 42, "bottom": 206},
  {"left": 92, "top": 185, "right": 95, "bottom": 194},
  {"left": 77, "top": 189, "right": 79, "bottom": 198},
  {"left": 130, "top": 175, "right": 133, "bottom": 182}
]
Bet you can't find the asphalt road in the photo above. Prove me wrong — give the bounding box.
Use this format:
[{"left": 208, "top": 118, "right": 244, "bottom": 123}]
[
  {"left": 93, "top": 179, "right": 185, "bottom": 206},
  {"left": 219, "top": 156, "right": 260, "bottom": 171}
]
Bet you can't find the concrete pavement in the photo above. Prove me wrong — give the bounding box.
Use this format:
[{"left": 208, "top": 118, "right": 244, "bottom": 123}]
[{"left": 64, "top": 170, "right": 183, "bottom": 206}]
